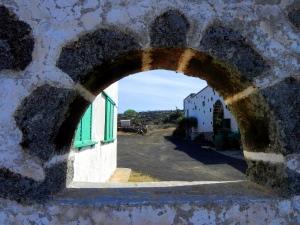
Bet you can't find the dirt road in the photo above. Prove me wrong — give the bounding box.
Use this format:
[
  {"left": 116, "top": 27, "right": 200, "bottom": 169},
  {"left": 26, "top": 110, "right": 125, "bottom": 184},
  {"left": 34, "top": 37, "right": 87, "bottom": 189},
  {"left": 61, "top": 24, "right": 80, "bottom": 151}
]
[{"left": 117, "top": 129, "right": 247, "bottom": 181}]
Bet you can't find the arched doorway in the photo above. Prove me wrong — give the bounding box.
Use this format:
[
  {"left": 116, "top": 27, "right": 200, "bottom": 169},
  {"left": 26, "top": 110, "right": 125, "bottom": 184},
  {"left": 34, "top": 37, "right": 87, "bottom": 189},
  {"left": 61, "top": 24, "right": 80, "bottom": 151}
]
[{"left": 213, "top": 100, "right": 224, "bottom": 135}]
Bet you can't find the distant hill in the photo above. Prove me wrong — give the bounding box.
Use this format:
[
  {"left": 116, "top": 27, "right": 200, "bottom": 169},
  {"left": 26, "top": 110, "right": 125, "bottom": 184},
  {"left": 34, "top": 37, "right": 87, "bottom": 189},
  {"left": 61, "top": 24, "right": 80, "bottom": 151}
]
[{"left": 118, "top": 110, "right": 184, "bottom": 126}]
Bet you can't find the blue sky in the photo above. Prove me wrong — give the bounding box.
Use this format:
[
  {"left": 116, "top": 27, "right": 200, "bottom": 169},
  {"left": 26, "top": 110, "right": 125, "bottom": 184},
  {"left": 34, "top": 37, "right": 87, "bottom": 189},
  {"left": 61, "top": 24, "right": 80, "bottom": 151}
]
[{"left": 118, "top": 70, "right": 207, "bottom": 113}]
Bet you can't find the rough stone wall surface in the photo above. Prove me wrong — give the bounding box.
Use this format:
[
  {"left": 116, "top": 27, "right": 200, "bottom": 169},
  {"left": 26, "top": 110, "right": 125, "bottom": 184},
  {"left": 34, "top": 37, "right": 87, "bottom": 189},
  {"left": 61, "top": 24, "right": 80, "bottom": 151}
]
[
  {"left": 0, "top": 0, "right": 299, "bottom": 206},
  {"left": 0, "top": 6, "right": 34, "bottom": 71},
  {"left": 57, "top": 28, "right": 141, "bottom": 84},
  {"left": 0, "top": 196, "right": 299, "bottom": 225}
]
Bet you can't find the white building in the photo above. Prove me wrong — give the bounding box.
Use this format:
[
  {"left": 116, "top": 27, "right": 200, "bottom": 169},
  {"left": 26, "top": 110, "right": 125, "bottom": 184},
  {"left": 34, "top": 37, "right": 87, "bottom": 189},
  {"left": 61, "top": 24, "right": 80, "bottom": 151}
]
[
  {"left": 120, "top": 119, "right": 131, "bottom": 128},
  {"left": 69, "top": 83, "right": 118, "bottom": 183},
  {"left": 184, "top": 86, "right": 238, "bottom": 141}
]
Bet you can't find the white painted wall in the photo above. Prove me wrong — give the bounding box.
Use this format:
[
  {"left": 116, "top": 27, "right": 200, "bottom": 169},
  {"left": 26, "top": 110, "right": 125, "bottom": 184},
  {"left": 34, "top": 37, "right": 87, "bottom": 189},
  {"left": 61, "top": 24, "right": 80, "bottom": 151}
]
[
  {"left": 184, "top": 86, "right": 238, "bottom": 136},
  {"left": 120, "top": 120, "right": 131, "bottom": 127},
  {"left": 70, "top": 82, "right": 118, "bottom": 183}
]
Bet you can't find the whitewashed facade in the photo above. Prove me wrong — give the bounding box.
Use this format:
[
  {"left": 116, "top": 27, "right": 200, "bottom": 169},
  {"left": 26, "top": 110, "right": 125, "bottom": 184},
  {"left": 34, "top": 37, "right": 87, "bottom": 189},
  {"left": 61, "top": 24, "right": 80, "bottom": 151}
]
[
  {"left": 184, "top": 86, "right": 238, "bottom": 140},
  {"left": 69, "top": 83, "right": 118, "bottom": 183},
  {"left": 120, "top": 120, "right": 131, "bottom": 128}
]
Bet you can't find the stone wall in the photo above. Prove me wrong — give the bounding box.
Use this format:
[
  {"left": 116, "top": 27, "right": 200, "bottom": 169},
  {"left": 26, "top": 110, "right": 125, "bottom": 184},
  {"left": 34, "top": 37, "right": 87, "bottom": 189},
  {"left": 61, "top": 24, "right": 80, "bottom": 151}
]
[
  {"left": 0, "top": 183, "right": 299, "bottom": 225},
  {"left": 0, "top": 0, "right": 299, "bottom": 222}
]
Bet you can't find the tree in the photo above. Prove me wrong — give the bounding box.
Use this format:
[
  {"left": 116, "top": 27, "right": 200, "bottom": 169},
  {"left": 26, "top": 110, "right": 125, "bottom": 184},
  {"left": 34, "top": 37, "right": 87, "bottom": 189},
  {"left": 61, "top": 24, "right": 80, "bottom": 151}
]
[
  {"left": 123, "top": 109, "right": 138, "bottom": 119},
  {"left": 172, "top": 117, "right": 198, "bottom": 139},
  {"left": 179, "top": 117, "right": 198, "bottom": 129},
  {"left": 163, "top": 109, "right": 184, "bottom": 124}
]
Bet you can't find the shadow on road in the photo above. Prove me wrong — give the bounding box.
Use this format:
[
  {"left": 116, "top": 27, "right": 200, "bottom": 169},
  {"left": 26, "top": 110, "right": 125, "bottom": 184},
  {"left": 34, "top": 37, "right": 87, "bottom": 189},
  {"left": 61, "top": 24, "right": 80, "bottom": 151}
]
[{"left": 164, "top": 135, "right": 247, "bottom": 174}]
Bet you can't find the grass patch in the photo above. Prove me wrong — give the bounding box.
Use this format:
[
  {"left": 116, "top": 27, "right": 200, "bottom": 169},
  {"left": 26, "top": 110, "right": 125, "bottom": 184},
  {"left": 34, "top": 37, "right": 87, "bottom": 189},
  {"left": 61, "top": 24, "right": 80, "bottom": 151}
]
[{"left": 129, "top": 170, "right": 160, "bottom": 182}]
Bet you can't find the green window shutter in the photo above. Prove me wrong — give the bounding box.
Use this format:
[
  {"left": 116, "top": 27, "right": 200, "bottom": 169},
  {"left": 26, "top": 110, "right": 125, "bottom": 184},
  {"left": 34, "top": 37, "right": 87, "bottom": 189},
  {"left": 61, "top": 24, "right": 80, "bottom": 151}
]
[
  {"left": 74, "top": 104, "right": 97, "bottom": 149},
  {"left": 110, "top": 104, "right": 114, "bottom": 139},
  {"left": 103, "top": 94, "right": 115, "bottom": 143},
  {"left": 81, "top": 105, "right": 92, "bottom": 141},
  {"left": 74, "top": 120, "right": 82, "bottom": 144},
  {"left": 104, "top": 98, "right": 109, "bottom": 140}
]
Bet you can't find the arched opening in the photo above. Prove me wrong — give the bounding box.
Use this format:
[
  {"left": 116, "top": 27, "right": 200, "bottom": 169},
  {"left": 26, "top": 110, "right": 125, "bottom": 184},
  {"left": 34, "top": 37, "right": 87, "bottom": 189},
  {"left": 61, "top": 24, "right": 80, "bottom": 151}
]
[
  {"left": 108, "top": 70, "right": 246, "bottom": 183},
  {"left": 55, "top": 46, "right": 274, "bottom": 164},
  {"left": 213, "top": 100, "right": 224, "bottom": 135},
  {"left": 13, "top": 47, "right": 279, "bottom": 201},
  {"left": 7, "top": 9, "right": 298, "bottom": 202}
]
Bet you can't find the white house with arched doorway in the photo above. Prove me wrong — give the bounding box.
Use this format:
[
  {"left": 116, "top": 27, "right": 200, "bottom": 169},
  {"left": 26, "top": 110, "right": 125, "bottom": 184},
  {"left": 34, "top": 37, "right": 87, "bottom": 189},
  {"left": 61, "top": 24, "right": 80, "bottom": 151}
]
[
  {"left": 184, "top": 86, "right": 238, "bottom": 141},
  {"left": 68, "top": 83, "right": 118, "bottom": 183}
]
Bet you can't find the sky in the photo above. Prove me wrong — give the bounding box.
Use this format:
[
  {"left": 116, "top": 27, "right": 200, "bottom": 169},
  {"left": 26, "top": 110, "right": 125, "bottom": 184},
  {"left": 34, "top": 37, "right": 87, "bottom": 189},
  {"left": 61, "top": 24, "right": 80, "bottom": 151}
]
[{"left": 118, "top": 70, "right": 207, "bottom": 113}]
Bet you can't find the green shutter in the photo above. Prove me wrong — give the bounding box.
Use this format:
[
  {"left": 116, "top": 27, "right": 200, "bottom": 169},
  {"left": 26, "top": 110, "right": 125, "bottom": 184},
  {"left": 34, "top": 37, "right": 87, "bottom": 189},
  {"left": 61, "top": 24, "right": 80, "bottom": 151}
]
[
  {"left": 103, "top": 94, "right": 115, "bottom": 143},
  {"left": 74, "top": 120, "right": 82, "bottom": 143},
  {"left": 74, "top": 104, "right": 97, "bottom": 149},
  {"left": 81, "top": 105, "right": 92, "bottom": 141},
  {"left": 104, "top": 98, "right": 109, "bottom": 140},
  {"left": 111, "top": 104, "right": 114, "bottom": 139}
]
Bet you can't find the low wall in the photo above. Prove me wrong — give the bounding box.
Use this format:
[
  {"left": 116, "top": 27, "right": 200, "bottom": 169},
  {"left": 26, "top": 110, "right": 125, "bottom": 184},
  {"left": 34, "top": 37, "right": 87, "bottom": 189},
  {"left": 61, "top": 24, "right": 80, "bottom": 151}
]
[
  {"left": 0, "top": 196, "right": 299, "bottom": 225},
  {"left": 0, "top": 182, "right": 299, "bottom": 225}
]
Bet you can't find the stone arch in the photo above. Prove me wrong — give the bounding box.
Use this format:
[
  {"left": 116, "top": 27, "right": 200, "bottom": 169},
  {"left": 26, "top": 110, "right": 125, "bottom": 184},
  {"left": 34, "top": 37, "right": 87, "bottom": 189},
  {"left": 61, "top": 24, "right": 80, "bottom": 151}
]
[
  {"left": 0, "top": 5, "right": 34, "bottom": 71},
  {"left": 0, "top": 4, "right": 298, "bottom": 203},
  {"left": 150, "top": 10, "right": 190, "bottom": 48},
  {"left": 54, "top": 21, "right": 298, "bottom": 197},
  {"left": 287, "top": 1, "right": 300, "bottom": 29}
]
